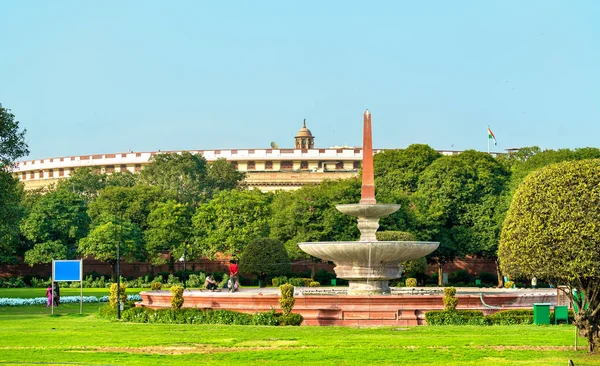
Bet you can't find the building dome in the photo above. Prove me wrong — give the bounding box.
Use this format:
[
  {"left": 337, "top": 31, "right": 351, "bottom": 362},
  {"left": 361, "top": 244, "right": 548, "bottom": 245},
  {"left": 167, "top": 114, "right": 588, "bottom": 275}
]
[
  {"left": 294, "top": 119, "right": 315, "bottom": 149},
  {"left": 295, "top": 119, "right": 313, "bottom": 138}
]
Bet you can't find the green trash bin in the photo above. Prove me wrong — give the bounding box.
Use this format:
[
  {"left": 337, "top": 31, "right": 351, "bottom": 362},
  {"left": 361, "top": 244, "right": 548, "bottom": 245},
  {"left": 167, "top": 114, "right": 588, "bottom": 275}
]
[
  {"left": 331, "top": 279, "right": 337, "bottom": 286},
  {"left": 475, "top": 279, "right": 482, "bottom": 286},
  {"left": 533, "top": 303, "right": 551, "bottom": 325}
]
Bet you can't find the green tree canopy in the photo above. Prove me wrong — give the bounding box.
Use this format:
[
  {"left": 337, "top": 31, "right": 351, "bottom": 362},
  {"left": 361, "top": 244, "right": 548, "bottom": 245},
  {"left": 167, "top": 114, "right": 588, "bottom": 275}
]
[
  {"left": 269, "top": 178, "right": 360, "bottom": 260},
  {"left": 239, "top": 237, "right": 291, "bottom": 286},
  {"left": 0, "top": 172, "right": 25, "bottom": 263},
  {"left": 0, "top": 103, "right": 29, "bottom": 168},
  {"left": 192, "top": 189, "right": 271, "bottom": 259},
  {"left": 498, "top": 159, "right": 600, "bottom": 353},
  {"left": 145, "top": 200, "right": 193, "bottom": 267},
  {"left": 21, "top": 190, "right": 90, "bottom": 265},
  {"left": 139, "top": 152, "right": 208, "bottom": 206},
  {"left": 78, "top": 220, "right": 146, "bottom": 280},
  {"left": 206, "top": 158, "right": 246, "bottom": 195}
]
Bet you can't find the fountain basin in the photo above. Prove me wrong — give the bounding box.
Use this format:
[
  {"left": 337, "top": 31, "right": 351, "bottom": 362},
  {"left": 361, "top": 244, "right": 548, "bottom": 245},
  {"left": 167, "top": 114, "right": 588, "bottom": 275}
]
[
  {"left": 299, "top": 241, "right": 439, "bottom": 295},
  {"left": 336, "top": 203, "right": 401, "bottom": 218}
]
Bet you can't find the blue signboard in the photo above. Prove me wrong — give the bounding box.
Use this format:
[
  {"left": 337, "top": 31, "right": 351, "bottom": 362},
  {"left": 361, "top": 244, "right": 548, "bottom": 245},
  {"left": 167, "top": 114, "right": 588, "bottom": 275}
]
[{"left": 53, "top": 260, "right": 82, "bottom": 282}]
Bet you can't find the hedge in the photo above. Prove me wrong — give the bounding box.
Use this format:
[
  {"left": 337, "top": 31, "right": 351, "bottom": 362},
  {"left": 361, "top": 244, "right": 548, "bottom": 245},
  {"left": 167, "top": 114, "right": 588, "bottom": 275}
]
[{"left": 425, "top": 309, "right": 576, "bottom": 326}]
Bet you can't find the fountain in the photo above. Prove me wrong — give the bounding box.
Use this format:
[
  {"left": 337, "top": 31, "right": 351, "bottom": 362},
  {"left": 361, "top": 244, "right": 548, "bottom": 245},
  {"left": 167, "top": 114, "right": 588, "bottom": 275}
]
[{"left": 299, "top": 110, "right": 439, "bottom": 295}]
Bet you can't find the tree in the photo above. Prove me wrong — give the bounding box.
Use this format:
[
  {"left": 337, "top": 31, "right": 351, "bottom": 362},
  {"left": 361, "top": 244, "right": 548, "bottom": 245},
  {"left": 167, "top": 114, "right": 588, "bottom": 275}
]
[
  {"left": 192, "top": 189, "right": 271, "bottom": 259},
  {"left": 21, "top": 190, "right": 90, "bottom": 265},
  {"left": 88, "top": 185, "right": 168, "bottom": 231},
  {"left": 145, "top": 200, "right": 193, "bottom": 271},
  {"left": 499, "top": 159, "right": 600, "bottom": 353},
  {"left": 414, "top": 151, "right": 510, "bottom": 285},
  {"left": 0, "top": 103, "right": 29, "bottom": 168},
  {"left": 0, "top": 171, "right": 25, "bottom": 263},
  {"left": 78, "top": 220, "right": 146, "bottom": 280},
  {"left": 376, "top": 231, "right": 427, "bottom": 279},
  {"left": 270, "top": 178, "right": 361, "bottom": 261},
  {"left": 206, "top": 158, "right": 246, "bottom": 196},
  {"left": 55, "top": 167, "right": 107, "bottom": 203},
  {"left": 140, "top": 152, "right": 208, "bottom": 206},
  {"left": 240, "top": 237, "right": 290, "bottom": 287}
]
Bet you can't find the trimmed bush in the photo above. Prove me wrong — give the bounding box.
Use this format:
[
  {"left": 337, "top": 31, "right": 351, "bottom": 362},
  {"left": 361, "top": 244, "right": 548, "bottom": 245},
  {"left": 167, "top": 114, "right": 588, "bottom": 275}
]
[
  {"left": 488, "top": 309, "right": 533, "bottom": 325},
  {"left": 425, "top": 310, "right": 488, "bottom": 325},
  {"left": 504, "top": 281, "right": 515, "bottom": 289},
  {"left": 279, "top": 313, "right": 304, "bottom": 326},
  {"left": 309, "top": 281, "right": 320, "bottom": 287},
  {"left": 443, "top": 287, "right": 458, "bottom": 311},
  {"left": 279, "top": 284, "right": 295, "bottom": 316},
  {"left": 109, "top": 283, "right": 127, "bottom": 310},
  {"left": 170, "top": 285, "right": 184, "bottom": 310},
  {"left": 240, "top": 238, "right": 291, "bottom": 286},
  {"left": 150, "top": 282, "right": 162, "bottom": 291},
  {"left": 405, "top": 278, "right": 417, "bottom": 287},
  {"left": 121, "top": 307, "right": 289, "bottom": 326}
]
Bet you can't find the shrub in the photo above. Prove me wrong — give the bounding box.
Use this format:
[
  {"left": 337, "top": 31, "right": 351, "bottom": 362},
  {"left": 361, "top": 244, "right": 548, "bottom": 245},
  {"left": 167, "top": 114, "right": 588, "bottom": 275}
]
[
  {"left": 151, "top": 282, "right": 162, "bottom": 291},
  {"left": 504, "top": 281, "right": 515, "bottom": 289},
  {"left": 477, "top": 272, "right": 497, "bottom": 286},
  {"left": 186, "top": 273, "right": 205, "bottom": 288},
  {"left": 425, "top": 310, "right": 488, "bottom": 325},
  {"left": 443, "top": 287, "right": 458, "bottom": 311},
  {"left": 279, "top": 313, "right": 304, "bottom": 326},
  {"left": 449, "top": 270, "right": 472, "bottom": 285},
  {"left": 109, "top": 283, "right": 127, "bottom": 310},
  {"left": 170, "top": 285, "right": 184, "bottom": 310},
  {"left": 240, "top": 238, "right": 291, "bottom": 286},
  {"left": 152, "top": 275, "right": 163, "bottom": 284},
  {"left": 314, "top": 269, "right": 335, "bottom": 285},
  {"left": 279, "top": 284, "right": 295, "bottom": 316},
  {"left": 272, "top": 276, "right": 288, "bottom": 287},
  {"left": 488, "top": 309, "right": 533, "bottom": 325},
  {"left": 252, "top": 309, "right": 280, "bottom": 326},
  {"left": 405, "top": 278, "right": 417, "bottom": 287},
  {"left": 309, "top": 281, "right": 320, "bottom": 287}
]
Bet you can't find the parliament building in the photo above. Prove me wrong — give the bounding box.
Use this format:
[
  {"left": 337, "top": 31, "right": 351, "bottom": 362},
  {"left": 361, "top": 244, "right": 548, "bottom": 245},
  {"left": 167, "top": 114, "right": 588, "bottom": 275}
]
[{"left": 13, "top": 121, "right": 472, "bottom": 192}]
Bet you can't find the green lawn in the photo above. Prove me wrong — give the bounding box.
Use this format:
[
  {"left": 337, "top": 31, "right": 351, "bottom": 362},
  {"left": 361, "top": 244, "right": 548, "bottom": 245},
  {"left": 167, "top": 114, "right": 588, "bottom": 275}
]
[
  {"left": 0, "top": 303, "right": 599, "bottom": 365},
  {"left": 0, "top": 287, "right": 144, "bottom": 298}
]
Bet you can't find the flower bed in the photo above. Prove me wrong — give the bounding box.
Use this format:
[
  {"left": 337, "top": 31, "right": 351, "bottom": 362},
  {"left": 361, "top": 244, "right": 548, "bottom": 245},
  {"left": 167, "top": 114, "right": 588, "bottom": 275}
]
[{"left": 0, "top": 294, "right": 142, "bottom": 307}]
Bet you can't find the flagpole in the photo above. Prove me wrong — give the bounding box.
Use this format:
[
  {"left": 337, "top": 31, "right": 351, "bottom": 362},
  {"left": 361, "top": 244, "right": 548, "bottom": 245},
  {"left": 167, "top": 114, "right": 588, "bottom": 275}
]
[{"left": 487, "top": 131, "right": 490, "bottom": 154}]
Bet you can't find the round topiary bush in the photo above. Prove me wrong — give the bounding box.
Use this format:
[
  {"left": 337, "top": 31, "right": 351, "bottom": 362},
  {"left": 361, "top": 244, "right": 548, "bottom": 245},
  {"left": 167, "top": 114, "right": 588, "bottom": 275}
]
[{"left": 240, "top": 238, "right": 291, "bottom": 287}]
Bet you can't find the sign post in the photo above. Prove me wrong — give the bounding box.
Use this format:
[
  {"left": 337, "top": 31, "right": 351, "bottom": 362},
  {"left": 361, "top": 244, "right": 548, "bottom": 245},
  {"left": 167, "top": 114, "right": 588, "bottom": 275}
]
[{"left": 52, "top": 260, "right": 83, "bottom": 314}]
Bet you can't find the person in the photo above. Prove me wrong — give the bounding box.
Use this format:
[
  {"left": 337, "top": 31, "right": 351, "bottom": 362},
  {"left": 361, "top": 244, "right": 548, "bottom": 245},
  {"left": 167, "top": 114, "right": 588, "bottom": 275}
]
[
  {"left": 52, "top": 282, "right": 60, "bottom": 307},
  {"left": 204, "top": 275, "right": 218, "bottom": 291},
  {"left": 229, "top": 260, "right": 239, "bottom": 293},
  {"left": 45, "top": 284, "right": 52, "bottom": 308}
]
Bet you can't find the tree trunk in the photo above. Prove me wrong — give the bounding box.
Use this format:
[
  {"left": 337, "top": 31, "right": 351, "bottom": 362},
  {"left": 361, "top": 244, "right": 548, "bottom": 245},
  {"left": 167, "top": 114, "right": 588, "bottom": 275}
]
[
  {"left": 110, "top": 263, "right": 116, "bottom": 282},
  {"left": 438, "top": 264, "right": 443, "bottom": 286},
  {"left": 311, "top": 260, "right": 316, "bottom": 280},
  {"left": 495, "top": 259, "right": 504, "bottom": 288}
]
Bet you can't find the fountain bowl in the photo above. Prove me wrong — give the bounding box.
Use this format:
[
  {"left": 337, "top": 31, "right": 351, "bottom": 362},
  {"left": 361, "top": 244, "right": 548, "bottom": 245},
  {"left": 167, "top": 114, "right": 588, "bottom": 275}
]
[{"left": 336, "top": 203, "right": 401, "bottom": 218}]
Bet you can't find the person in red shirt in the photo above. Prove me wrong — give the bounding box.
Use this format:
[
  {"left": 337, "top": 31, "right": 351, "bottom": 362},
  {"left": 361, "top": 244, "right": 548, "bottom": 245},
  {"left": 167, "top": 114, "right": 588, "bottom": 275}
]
[{"left": 229, "top": 260, "right": 239, "bottom": 293}]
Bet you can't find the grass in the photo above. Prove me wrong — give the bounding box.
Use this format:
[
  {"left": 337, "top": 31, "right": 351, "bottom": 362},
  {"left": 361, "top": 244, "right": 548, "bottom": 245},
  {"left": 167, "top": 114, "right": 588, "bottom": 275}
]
[
  {"left": 0, "top": 287, "right": 144, "bottom": 298},
  {"left": 1, "top": 303, "right": 599, "bottom": 365}
]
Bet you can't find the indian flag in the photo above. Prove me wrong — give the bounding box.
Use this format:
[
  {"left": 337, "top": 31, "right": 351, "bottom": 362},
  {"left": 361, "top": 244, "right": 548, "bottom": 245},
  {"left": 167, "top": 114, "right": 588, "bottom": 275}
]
[{"left": 488, "top": 127, "right": 497, "bottom": 145}]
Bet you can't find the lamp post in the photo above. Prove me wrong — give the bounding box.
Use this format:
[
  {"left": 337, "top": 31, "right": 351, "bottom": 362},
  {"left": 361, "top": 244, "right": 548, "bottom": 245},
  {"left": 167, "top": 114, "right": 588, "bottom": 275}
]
[
  {"left": 116, "top": 211, "right": 123, "bottom": 320},
  {"left": 179, "top": 246, "right": 187, "bottom": 289}
]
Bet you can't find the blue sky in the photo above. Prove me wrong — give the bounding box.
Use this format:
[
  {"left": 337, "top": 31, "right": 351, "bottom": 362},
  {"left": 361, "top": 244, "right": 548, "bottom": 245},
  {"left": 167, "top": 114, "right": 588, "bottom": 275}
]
[{"left": 1, "top": 1, "right": 598, "bottom": 160}]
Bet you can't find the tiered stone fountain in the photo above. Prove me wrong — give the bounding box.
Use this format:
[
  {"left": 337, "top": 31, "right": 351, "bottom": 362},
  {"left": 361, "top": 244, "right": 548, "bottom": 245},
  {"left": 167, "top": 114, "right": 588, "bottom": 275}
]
[{"left": 299, "top": 110, "right": 439, "bottom": 295}]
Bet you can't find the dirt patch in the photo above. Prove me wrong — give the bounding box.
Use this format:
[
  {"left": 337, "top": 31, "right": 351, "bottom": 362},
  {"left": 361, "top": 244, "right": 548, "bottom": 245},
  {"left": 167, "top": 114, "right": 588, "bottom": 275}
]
[{"left": 66, "top": 343, "right": 307, "bottom": 355}]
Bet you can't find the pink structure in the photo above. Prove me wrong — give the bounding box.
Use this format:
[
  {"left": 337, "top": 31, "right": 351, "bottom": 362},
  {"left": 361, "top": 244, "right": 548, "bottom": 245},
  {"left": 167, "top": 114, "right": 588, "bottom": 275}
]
[{"left": 360, "top": 110, "right": 376, "bottom": 204}]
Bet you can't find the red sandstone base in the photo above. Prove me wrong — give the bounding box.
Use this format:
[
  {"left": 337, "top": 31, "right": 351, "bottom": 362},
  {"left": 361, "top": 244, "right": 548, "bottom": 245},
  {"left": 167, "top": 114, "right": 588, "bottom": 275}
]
[{"left": 138, "top": 288, "right": 564, "bottom": 326}]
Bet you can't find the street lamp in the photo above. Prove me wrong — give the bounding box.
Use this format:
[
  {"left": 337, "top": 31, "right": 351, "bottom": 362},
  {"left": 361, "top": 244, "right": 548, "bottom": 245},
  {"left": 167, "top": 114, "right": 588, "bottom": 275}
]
[
  {"left": 179, "top": 246, "right": 187, "bottom": 289},
  {"left": 116, "top": 211, "right": 123, "bottom": 320}
]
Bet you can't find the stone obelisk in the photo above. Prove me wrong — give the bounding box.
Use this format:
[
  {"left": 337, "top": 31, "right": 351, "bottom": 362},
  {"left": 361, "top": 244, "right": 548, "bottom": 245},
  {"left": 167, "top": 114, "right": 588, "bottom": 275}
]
[{"left": 360, "top": 109, "right": 376, "bottom": 204}]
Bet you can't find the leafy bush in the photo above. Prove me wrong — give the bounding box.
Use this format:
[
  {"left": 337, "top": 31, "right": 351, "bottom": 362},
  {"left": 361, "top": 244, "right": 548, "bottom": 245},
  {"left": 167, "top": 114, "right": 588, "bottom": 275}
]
[
  {"left": 279, "top": 313, "right": 304, "bottom": 326},
  {"left": 279, "top": 284, "right": 295, "bottom": 316},
  {"left": 272, "top": 276, "right": 288, "bottom": 287},
  {"left": 170, "top": 285, "right": 184, "bottom": 310},
  {"left": 186, "top": 273, "right": 205, "bottom": 288},
  {"left": 504, "top": 281, "right": 515, "bottom": 289},
  {"left": 121, "top": 307, "right": 286, "bottom": 326},
  {"left": 314, "top": 269, "right": 336, "bottom": 285},
  {"left": 151, "top": 282, "right": 162, "bottom": 291},
  {"left": 449, "top": 270, "right": 472, "bottom": 285},
  {"left": 109, "top": 283, "right": 127, "bottom": 310},
  {"left": 443, "top": 287, "right": 458, "bottom": 311},
  {"left": 425, "top": 310, "right": 488, "bottom": 325},
  {"left": 405, "top": 278, "right": 417, "bottom": 287},
  {"left": 487, "top": 309, "right": 533, "bottom": 325},
  {"left": 240, "top": 237, "right": 291, "bottom": 286},
  {"left": 309, "top": 281, "right": 320, "bottom": 287},
  {"left": 477, "top": 272, "right": 497, "bottom": 286}
]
